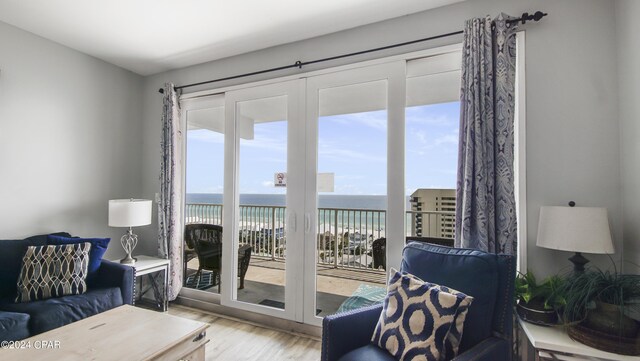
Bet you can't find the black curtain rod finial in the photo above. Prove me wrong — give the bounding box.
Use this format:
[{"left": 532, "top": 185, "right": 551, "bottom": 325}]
[
  {"left": 533, "top": 11, "right": 548, "bottom": 21},
  {"left": 518, "top": 11, "right": 547, "bottom": 25}
]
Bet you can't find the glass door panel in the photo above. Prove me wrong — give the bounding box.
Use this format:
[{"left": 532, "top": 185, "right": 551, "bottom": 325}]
[
  {"left": 304, "top": 63, "right": 405, "bottom": 325},
  {"left": 237, "top": 95, "right": 287, "bottom": 307},
  {"left": 221, "top": 80, "right": 303, "bottom": 321},
  {"left": 404, "top": 51, "right": 461, "bottom": 242},
  {"left": 182, "top": 95, "right": 225, "bottom": 296},
  {"left": 405, "top": 102, "right": 460, "bottom": 241}
]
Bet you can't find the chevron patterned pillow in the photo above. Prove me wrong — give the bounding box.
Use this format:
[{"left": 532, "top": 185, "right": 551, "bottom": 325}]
[
  {"left": 15, "top": 243, "right": 91, "bottom": 303},
  {"left": 371, "top": 269, "right": 473, "bottom": 361}
]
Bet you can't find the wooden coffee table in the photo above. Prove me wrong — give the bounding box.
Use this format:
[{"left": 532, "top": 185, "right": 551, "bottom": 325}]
[{"left": 0, "top": 305, "right": 208, "bottom": 360}]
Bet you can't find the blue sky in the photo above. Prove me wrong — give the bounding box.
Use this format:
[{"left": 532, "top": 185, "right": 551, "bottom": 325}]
[{"left": 186, "top": 101, "right": 459, "bottom": 195}]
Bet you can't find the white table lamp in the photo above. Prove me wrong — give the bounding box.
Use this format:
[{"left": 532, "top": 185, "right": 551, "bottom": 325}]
[
  {"left": 536, "top": 202, "right": 614, "bottom": 272},
  {"left": 109, "top": 199, "right": 152, "bottom": 265}
]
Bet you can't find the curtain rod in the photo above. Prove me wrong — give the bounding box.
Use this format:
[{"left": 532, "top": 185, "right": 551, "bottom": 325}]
[{"left": 158, "top": 11, "right": 547, "bottom": 94}]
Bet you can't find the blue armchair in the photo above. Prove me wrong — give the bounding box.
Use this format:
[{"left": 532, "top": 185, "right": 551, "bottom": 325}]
[{"left": 322, "top": 242, "right": 516, "bottom": 361}]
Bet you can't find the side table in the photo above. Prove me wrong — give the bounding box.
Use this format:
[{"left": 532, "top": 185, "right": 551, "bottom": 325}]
[
  {"left": 518, "top": 317, "right": 640, "bottom": 361},
  {"left": 120, "top": 255, "right": 170, "bottom": 312}
]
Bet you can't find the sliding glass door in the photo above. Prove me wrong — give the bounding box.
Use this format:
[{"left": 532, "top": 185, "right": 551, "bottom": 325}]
[
  {"left": 216, "top": 63, "right": 404, "bottom": 324},
  {"left": 220, "top": 80, "right": 304, "bottom": 321},
  {"left": 303, "top": 63, "right": 405, "bottom": 325},
  {"left": 181, "top": 57, "right": 467, "bottom": 326}
]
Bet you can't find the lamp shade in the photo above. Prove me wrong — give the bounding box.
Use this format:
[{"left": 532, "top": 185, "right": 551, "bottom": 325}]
[
  {"left": 108, "top": 199, "right": 152, "bottom": 227},
  {"left": 536, "top": 206, "right": 614, "bottom": 254}
]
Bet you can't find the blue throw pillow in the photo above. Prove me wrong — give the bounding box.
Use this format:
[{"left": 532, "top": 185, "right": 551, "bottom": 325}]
[{"left": 47, "top": 235, "right": 110, "bottom": 284}]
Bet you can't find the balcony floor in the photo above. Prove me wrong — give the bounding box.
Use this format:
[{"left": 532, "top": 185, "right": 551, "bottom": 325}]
[{"left": 185, "top": 258, "right": 386, "bottom": 317}]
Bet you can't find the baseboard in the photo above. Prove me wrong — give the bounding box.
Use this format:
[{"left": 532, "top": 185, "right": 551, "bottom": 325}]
[{"left": 173, "top": 295, "right": 322, "bottom": 339}]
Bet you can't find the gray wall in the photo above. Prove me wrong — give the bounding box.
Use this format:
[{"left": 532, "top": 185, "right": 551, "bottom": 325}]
[
  {"left": 139, "top": 0, "right": 623, "bottom": 276},
  {"left": 0, "top": 21, "right": 144, "bottom": 259},
  {"left": 617, "top": 0, "right": 640, "bottom": 271}
]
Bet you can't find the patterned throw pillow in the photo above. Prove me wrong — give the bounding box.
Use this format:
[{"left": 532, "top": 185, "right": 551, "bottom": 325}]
[
  {"left": 440, "top": 285, "right": 472, "bottom": 358},
  {"left": 400, "top": 271, "right": 472, "bottom": 358},
  {"left": 371, "top": 269, "right": 473, "bottom": 361},
  {"left": 396, "top": 271, "right": 472, "bottom": 358},
  {"left": 47, "top": 235, "right": 110, "bottom": 285},
  {"left": 15, "top": 243, "right": 91, "bottom": 303}
]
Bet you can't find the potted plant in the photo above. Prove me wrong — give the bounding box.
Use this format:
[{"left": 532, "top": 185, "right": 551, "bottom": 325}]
[
  {"left": 562, "top": 268, "right": 640, "bottom": 333},
  {"left": 515, "top": 271, "right": 566, "bottom": 326},
  {"left": 560, "top": 267, "right": 640, "bottom": 355}
]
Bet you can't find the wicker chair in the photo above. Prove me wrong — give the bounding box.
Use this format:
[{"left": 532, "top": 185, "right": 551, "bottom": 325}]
[
  {"left": 183, "top": 229, "right": 199, "bottom": 283},
  {"left": 370, "top": 236, "right": 454, "bottom": 271},
  {"left": 371, "top": 237, "right": 386, "bottom": 270},
  {"left": 183, "top": 224, "right": 252, "bottom": 291},
  {"left": 184, "top": 224, "right": 222, "bottom": 290},
  {"left": 237, "top": 244, "right": 252, "bottom": 289}
]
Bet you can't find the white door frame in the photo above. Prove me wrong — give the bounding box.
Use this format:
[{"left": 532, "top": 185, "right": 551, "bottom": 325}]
[
  {"left": 303, "top": 61, "right": 406, "bottom": 326},
  {"left": 221, "top": 79, "right": 305, "bottom": 321}
]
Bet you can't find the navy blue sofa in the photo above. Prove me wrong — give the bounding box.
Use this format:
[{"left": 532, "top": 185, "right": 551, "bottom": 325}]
[
  {"left": 0, "top": 233, "right": 134, "bottom": 342},
  {"left": 322, "top": 242, "right": 516, "bottom": 361}
]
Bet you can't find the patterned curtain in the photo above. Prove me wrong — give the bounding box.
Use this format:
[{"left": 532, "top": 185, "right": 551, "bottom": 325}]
[
  {"left": 455, "top": 14, "right": 518, "bottom": 255},
  {"left": 158, "top": 83, "right": 183, "bottom": 300}
]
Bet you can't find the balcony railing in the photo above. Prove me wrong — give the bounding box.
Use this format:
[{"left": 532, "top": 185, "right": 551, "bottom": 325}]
[
  {"left": 316, "top": 208, "right": 385, "bottom": 271},
  {"left": 185, "top": 203, "right": 454, "bottom": 271},
  {"left": 186, "top": 203, "right": 223, "bottom": 225}
]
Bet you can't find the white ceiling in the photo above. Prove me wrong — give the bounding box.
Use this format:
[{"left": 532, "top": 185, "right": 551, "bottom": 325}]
[{"left": 0, "top": 0, "right": 464, "bottom": 76}]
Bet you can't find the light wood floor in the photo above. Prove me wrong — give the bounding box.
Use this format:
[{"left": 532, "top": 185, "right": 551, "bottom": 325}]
[{"left": 169, "top": 304, "right": 321, "bottom": 361}]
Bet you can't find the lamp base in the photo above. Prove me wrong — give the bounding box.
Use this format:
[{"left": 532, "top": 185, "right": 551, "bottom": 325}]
[
  {"left": 120, "top": 228, "right": 138, "bottom": 265},
  {"left": 569, "top": 252, "right": 589, "bottom": 273},
  {"left": 120, "top": 253, "right": 137, "bottom": 265}
]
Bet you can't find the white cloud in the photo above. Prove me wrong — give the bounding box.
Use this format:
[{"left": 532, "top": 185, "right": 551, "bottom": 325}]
[
  {"left": 240, "top": 134, "right": 286, "bottom": 152},
  {"left": 319, "top": 147, "right": 386, "bottom": 163},
  {"left": 256, "top": 157, "right": 286, "bottom": 164},
  {"left": 334, "top": 175, "right": 366, "bottom": 180},
  {"left": 318, "top": 138, "right": 385, "bottom": 163},
  {"left": 188, "top": 126, "right": 287, "bottom": 153},
  {"left": 434, "top": 133, "right": 459, "bottom": 146},
  {"left": 406, "top": 113, "right": 456, "bottom": 127},
  {"left": 415, "top": 130, "right": 427, "bottom": 144}
]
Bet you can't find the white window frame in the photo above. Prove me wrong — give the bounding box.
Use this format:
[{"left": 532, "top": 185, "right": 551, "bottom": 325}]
[{"left": 515, "top": 31, "right": 527, "bottom": 273}]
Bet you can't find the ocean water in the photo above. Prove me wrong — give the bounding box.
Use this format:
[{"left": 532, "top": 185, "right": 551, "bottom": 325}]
[
  {"left": 186, "top": 193, "right": 402, "bottom": 210},
  {"left": 185, "top": 194, "right": 426, "bottom": 242}
]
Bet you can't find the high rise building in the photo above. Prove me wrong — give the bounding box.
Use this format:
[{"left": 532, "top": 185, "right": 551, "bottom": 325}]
[{"left": 409, "top": 188, "right": 456, "bottom": 239}]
